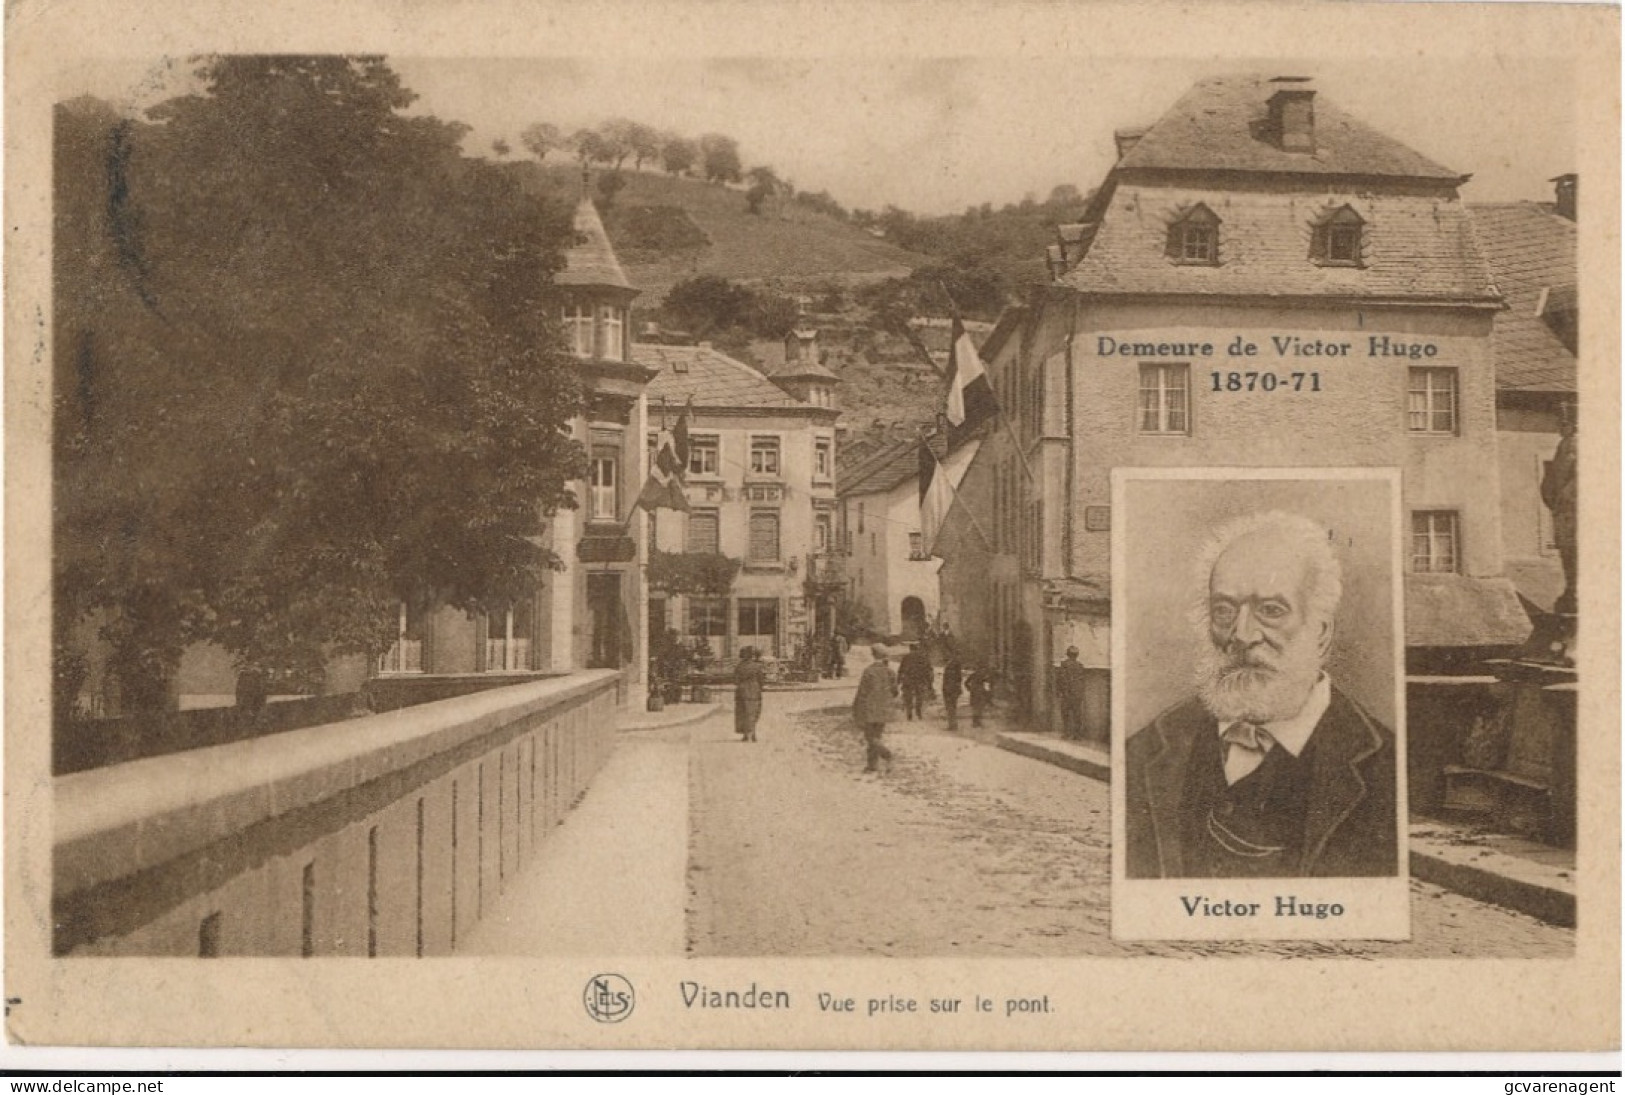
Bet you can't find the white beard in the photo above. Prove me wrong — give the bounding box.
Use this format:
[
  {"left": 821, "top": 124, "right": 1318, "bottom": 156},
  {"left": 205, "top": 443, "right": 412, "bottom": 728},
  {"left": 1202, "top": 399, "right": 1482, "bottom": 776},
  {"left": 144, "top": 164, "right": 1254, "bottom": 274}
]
[{"left": 1195, "top": 634, "right": 1323, "bottom": 724}]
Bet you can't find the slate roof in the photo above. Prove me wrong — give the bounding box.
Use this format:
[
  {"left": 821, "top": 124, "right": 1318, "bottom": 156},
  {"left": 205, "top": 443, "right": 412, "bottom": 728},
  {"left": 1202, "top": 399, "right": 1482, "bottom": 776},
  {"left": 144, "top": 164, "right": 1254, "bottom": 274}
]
[
  {"left": 1468, "top": 202, "right": 1578, "bottom": 393},
  {"left": 556, "top": 198, "right": 634, "bottom": 291},
  {"left": 838, "top": 439, "right": 916, "bottom": 497},
  {"left": 1117, "top": 74, "right": 1463, "bottom": 182},
  {"left": 1055, "top": 75, "right": 1500, "bottom": 302},
  {"left": 1405, "top": 574, "right": 1530, "bottom": 647},
  {"left": 770, "top": 355, "right": 842, "bottom": 382},
  {"left": 638, "top": 343, "right": 814, "bottom": 411},
  {"left": 838, "top": 434, "right": 949, "bottom": 498},
  {"left": 1059, "top": 185, "right": 1499, "bottom": 302}
]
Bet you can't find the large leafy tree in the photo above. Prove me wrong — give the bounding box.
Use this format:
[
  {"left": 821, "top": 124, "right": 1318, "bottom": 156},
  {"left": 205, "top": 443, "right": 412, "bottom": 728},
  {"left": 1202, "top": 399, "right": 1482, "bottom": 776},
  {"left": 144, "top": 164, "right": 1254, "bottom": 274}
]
[
  {"left": 54, "top": 57, "right": 586, "bottom": 710},
  {"left": 623, "top": 122, "right": 661, "bottom": 172},
  {"left": 519, "top": 121, "right": 562, "bottom": 162},
  {"left": 661, "top": 134, "right": 697, "bottom": 177},
  {"left": 697, "top": 133, "right": 742, "bottom": 185}
]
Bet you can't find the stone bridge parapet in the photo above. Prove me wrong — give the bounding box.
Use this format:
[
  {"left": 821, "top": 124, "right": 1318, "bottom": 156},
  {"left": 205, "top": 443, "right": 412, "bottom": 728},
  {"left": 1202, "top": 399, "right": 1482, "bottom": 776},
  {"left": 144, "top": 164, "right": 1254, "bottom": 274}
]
[{"left": 52, "top": 670, "right": 622, "bottom": 956}]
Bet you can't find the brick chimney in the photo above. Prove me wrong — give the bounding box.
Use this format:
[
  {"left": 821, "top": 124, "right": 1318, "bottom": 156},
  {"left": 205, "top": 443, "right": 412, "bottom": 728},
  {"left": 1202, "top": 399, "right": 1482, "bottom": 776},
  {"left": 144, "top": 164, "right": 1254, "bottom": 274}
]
[
  {"left": 1268, "top": 77, "right": 1316, "bottom": 154},
  {"left": 1552, "top": 174, "right": 1577, "bottom": 221}
]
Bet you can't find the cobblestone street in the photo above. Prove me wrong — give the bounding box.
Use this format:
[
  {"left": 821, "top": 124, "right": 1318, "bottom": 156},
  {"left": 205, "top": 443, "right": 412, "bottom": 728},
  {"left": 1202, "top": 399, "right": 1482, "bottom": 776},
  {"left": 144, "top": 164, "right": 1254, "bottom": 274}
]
[{"left": 683, "top": 690, "right": 1575, "bottom": 958}]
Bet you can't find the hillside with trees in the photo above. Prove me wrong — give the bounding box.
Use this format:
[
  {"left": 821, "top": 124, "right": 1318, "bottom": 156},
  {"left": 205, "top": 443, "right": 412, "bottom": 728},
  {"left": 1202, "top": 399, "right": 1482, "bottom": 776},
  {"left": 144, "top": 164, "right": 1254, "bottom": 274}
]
[
  {"left": 502, "top": 161, "right": 924, "bottom": 302},
  {"left": 500, "top": 114, "right": 1093, "bottom": 304},
  {"left": 496, "top": 118, "right": 1089, "bottom": 426}
]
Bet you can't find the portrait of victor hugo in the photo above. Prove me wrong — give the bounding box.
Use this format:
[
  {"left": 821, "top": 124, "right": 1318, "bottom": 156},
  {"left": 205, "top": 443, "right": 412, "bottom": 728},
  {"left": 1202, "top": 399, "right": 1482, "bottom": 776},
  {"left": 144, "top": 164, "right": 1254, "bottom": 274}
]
[{"left": 1117, "top": 473, "right": 1404, "bottom": 881}]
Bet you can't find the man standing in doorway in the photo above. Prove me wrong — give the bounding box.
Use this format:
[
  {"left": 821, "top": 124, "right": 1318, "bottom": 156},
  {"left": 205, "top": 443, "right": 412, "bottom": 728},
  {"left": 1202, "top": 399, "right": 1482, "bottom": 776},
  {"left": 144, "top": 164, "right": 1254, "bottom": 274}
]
[
  {"left": 853, "top": 644, "right": 897, "bottom": 772},
  {"left": 1056, "top": 646, "right": 1087, "bottom": 740},
  {"left": 898, "top": 642, "right": 933, "bottom": 720}
]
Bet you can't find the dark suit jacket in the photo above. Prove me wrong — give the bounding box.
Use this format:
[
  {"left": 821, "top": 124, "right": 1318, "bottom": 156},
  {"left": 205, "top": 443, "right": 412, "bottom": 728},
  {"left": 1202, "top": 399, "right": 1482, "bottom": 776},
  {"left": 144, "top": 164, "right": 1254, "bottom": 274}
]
[
  {"left": 898, "top": 651, "right": 934, "bottom": 691},
  {"left": 1124, "top": 685, "right": 1398, "bottom": 879}
]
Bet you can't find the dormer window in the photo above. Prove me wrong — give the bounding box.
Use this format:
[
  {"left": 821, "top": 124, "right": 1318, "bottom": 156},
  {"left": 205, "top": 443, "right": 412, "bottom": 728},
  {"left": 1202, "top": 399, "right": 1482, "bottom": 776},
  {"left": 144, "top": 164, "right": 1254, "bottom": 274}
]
[
  {"left": 1167, "top": 205, "right": 1220, "bottom": 266},
  {"left": 1311, "top": 206, "right": 1365, "bottom": 267}
]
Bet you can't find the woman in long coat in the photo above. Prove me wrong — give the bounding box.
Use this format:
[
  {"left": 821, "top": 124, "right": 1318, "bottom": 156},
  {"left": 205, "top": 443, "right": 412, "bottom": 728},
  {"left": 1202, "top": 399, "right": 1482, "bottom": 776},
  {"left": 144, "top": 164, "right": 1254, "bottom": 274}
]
[{"left": 733, "top": 646, "right": 767, "bottom": 742}]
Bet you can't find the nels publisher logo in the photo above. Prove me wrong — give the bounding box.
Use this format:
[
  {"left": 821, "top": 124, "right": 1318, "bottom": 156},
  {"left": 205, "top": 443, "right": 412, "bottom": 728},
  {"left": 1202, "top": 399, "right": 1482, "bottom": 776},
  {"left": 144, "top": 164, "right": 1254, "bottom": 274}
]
[{"left": 584, "top": 973, "right": 635, "bottom": 1024}]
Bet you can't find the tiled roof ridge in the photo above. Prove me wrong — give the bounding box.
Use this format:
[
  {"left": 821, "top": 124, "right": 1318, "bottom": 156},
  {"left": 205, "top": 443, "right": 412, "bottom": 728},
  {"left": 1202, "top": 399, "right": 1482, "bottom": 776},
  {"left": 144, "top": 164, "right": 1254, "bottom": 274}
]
[
  {"left": 1117, "top": 73, "right": 1463, "bottom": 182},
  {"left": 701, "top": 343, "right": 815, "bottom": 402},
  {"left": 634, "top": 341, "right": 825, "bottom": 412}
]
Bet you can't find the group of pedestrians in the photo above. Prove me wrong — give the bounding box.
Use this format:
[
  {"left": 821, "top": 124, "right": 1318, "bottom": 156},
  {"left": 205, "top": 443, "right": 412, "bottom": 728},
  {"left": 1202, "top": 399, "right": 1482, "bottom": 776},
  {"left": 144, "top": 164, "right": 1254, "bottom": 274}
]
[
  {"left": 730, "top": 636, "right": 1009, "bottom": 773},
  {"left": 850, "top": 642, "right": 999, "bottom": 773}
]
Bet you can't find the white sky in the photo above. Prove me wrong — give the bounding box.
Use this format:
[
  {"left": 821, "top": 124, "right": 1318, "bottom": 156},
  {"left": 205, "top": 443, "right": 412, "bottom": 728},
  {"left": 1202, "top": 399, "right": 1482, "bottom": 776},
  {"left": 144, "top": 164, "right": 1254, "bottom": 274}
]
[{"left": 69, "top": 55, "right": 1575, "bottom": 216}]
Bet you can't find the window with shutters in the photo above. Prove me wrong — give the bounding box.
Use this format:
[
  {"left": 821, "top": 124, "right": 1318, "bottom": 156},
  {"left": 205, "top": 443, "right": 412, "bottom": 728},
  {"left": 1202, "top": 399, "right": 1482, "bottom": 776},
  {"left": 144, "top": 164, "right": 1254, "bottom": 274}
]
[
  {"left": 749, "top": 510, "right": 781, "bottom": 562},
  {"left": 1412, "top": 511, "right": 1460, "bottom": 574},
  {"left": 814, "top": 438, "right": 833, "bottom": 481},
  {"left": 909, "top": 531, "right": 925, "bottom": 560},
  {"left": 1408, "top": 368, "right": 1458, "bottom": 434},
  {"left": 686, "top": 509, "right": 720, "bottom": 554}
]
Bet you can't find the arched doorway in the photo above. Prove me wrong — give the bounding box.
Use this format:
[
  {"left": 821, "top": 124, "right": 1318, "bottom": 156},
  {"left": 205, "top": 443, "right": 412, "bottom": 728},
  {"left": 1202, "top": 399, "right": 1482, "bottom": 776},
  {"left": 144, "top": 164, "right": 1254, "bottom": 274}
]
[{"left": 900, "top": 596, "right": 927, "bottom": 641}]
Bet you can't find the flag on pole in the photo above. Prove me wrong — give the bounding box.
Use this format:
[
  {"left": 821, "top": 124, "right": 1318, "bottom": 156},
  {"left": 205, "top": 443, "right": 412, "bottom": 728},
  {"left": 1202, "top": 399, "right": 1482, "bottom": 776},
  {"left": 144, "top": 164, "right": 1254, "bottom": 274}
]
[
  {"left": 918, "top": 438, "right": 954, "bottom": 557},
  {"left": 672, "top": 397, "right": 692, "bottom": 469},
  {"left": 944, "top": 309, "right": 999, "bottom": 447},
  {"left": 636, "top": 423, "right": 691, "bottom": 512}
]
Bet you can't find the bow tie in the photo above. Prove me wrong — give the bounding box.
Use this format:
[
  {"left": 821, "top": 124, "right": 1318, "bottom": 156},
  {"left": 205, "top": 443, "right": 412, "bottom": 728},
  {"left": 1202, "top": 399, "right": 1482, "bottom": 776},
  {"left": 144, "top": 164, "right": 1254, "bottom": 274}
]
[{"left": 1221, "top": 721, "right": 1274, "bottom": 784}]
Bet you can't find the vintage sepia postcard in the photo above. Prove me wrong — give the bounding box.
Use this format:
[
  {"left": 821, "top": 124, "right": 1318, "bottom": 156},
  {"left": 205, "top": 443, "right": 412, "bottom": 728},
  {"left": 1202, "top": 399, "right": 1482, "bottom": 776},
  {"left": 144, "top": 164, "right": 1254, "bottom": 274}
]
[{"left": 5, "top": 0, "right": 1619, "bottom": 1059}]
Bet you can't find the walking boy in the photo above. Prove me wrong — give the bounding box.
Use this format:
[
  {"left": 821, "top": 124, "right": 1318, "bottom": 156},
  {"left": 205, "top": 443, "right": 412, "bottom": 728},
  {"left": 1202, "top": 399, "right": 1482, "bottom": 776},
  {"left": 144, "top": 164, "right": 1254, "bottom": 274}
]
[{"left": 852, "top": 644, "right": 897, "bottom": 772}]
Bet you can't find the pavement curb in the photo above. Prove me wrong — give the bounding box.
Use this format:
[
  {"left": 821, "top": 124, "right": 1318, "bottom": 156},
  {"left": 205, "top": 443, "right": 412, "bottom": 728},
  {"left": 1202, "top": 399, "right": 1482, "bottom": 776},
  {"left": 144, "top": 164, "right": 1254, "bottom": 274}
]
[
  {"left": 617, "top": 702, "right": 720, "bottom": 733},
  {"left": 995, "top": 732, "right": 1111, "bottom": 782},
  {"left": 993, "top": 729, "right": 1577, "bottom": 928},
  {"left": 1408, "top": 839, "right": 1576, "bottom": 927}
]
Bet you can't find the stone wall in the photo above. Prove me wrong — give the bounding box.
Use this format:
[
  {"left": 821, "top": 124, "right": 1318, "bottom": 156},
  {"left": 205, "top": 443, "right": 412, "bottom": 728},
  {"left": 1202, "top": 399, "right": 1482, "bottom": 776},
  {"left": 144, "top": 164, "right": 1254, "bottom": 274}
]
[{"left": 54, "top": 671, "right": 621, "bottom": 956}]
